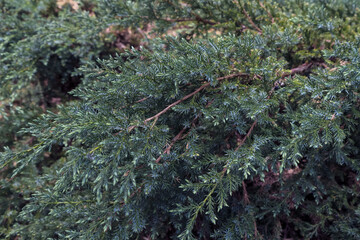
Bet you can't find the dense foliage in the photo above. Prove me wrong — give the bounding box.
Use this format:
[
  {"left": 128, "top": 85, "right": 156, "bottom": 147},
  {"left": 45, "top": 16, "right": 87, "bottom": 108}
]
[{"left": 1, "top": 0, "right": 360, "bottom": 239}]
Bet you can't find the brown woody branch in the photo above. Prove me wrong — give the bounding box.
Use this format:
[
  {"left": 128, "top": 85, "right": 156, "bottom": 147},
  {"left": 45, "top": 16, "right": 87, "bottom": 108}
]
[
  {"left": 281, "top": 62, "right": 313, "bottom": 78},
  {"left": 118, "top": 62, "right": 313, "bottom": 134},
  {"left": 155, "top": 125, "right": 188, "bottom": 163},
  {"left": 114, "top": 73, "right": 247, "bottom": 135},
  {"left": 144, "top": 83, "right": 210, "bottom": 124},
  {"left": 235, "top": 119, "right": 258, "bottom": 151},
  {"left": 155, "top": 99, "right": 212, "bottom": 163},
  {"left": 193, "top": 14, "right": 217, "bottom": 26},
  {"left": 267, "top": 61, "right": 317, "bottom": 99},
  {"left": 119, "top": 184, "right": 144, "bottom": 207},
  {"left": 233, "top": 0, "right": 262, "bottom": 34},
  {"left": 242, "top": 181, "right": 250, "bottom": 204},
  {"left": 118, "top": 61, "right": 318, "bottom": 235},
  {"left": 143, "top": 73, "right": 248, "bottom": 125},
  {"left": 242, "top": 8, "right": 262, "bottom": 34},
  {"left": 220, "top": 118, "right": 258, "bottom": 178},
  {"left": 119, "top": 96, "right": 150, "bottom": 110},
  {"left": 258, "top": 1, "right": 274, "bottom": 24}
]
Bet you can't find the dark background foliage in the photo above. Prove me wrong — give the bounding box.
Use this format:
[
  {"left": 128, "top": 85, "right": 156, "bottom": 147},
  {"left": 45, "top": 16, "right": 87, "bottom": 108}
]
[{"left": 1, "top": 0, "right": 360, "bottom": 239}]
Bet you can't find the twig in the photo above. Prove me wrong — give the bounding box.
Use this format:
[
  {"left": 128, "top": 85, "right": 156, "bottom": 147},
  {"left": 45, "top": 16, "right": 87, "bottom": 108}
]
[
  {"left": 144, "top": 83, "right": 210, "bottom": 124},
  {"left": 143, "top": 73, "right": 248, "bottom": 125},
  {"left": 281, "top": 62, "right": 313, "bottom": 78},
  {"left": 155, "top": 98, "right": 217, "bottom": 164},
  {"left": 331, "top": 113, "right": 336, "bottom": 121},
  {"left": 254, "top": 219, "right": 259, "bottom": 238},
  {"left": 155, "top": 126, "right": 188, "bottom": 163},
  {"left": 193, "top": 14, "right": 217, "bottom": 26},
  {"left": 115, "top": 73, "right": 247, "bottom": 136},
  {"left": 119, "top": 96, "right": 150, "bottom": 110},
  {"left": 233, "top": 0, "right": 262, "bottom": 34},
  {"left": 268, "top": 62, "right": 317, "bottom": 99},
  {"left": 258, "top": 1, "right": 274, "bottom": 24},
  {"left": 235, "top": 119, "right": 258, "bottom": 151},
  {"left": 242, "top": 8, "right": 262, "bottom": 34},
  {"left": 242, "top": 181, "right": 250, "bottom": 204},
  {"left": 220, "top": 118, "right": 258, "bottom": 177},
  {"left": 120, "top": 184, "right": 144, "bottom": 207}
]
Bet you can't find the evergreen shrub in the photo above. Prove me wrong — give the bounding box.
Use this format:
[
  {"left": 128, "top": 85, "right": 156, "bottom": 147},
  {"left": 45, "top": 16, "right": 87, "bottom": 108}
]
[{"left": 1, "top": 0, "right": 360, "bottom": 239}]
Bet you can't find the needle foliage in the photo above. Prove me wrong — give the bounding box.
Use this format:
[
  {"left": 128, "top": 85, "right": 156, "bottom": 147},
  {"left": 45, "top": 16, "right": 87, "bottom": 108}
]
[{"left": 1, "top": 0, "right": 360, "bottom": 239}]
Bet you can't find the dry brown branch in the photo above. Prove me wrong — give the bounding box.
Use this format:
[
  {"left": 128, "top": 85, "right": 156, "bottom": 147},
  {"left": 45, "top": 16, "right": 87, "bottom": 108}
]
[{"left": 116, "top": 62, "right": 314, "bottom": 137}]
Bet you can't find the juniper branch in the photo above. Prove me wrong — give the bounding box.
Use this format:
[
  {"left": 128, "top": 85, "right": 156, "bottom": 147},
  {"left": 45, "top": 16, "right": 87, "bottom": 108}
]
[
  {"left": 258, "top": 0, "right": 274, "bottom": 24},
  {"left": 242, "top": 8, "right": 262, "bottom": 34},
  {"left": 143, "top": 73, "right": 248, "bottom": 125}
]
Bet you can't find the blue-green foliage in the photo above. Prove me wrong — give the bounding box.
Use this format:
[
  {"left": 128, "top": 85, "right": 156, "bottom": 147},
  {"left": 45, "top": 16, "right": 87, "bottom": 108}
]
[{"left": 1, "top": 0, "right": 360, "bottom": 239}]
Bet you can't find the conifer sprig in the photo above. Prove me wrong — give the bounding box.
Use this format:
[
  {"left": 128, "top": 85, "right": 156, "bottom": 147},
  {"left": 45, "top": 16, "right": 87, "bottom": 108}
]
[{"left": 1, "top": 0, "right": 360, "bottom": 239}]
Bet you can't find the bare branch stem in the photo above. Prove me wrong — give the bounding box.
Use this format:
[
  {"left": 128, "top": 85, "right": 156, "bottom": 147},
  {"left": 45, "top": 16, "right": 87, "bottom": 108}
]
[
  {"left": 258, "top": 1, "right": 274, "bottom": 23},
  {"left": 144, "top": 73, "right": 247, "bottom": 125},
  {"left": 235, "top": 119, "right": 258, "bottom": 151},
  {"left": 242, "top": 8, "right": 262, "bottom": 34}
]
